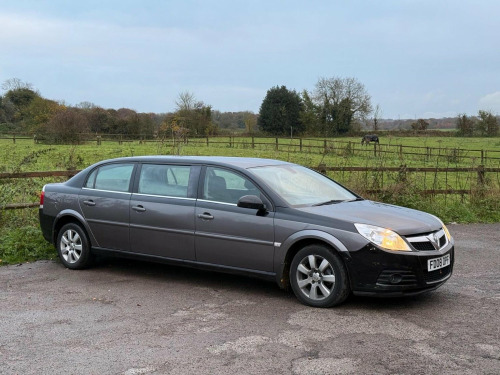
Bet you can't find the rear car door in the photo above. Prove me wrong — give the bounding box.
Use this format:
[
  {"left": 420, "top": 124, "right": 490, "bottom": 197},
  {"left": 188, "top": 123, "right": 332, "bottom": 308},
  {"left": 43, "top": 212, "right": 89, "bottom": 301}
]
[
  {"left": 195, "top": 166, "right": 275, "bottom": 272},
  {"left": 129, "top": 163, "right": 199, "bottom": 260},
  {"left": 79, "top": 163, "right": 135, "bottom": 251}
]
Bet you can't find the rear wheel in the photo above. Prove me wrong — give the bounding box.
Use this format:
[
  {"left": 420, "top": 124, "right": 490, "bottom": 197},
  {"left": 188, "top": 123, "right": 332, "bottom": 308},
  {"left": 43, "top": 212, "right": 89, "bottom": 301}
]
[
  {"left": 57, "top": 223, "right": 93, "bottom": 269},
  {"left": 290, "top": 244, "right": 350, "bottom": 307}
]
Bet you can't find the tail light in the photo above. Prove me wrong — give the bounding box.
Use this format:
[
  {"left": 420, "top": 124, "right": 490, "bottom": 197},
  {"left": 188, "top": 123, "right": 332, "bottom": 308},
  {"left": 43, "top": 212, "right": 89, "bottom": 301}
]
[{"left": 40, "top": 186, "right": 45, "bottom": 208}]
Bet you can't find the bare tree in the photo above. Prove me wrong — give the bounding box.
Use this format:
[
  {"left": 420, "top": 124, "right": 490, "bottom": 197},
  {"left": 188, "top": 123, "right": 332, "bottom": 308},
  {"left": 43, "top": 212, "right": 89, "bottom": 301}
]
[
  {"left": 1, "top": 78, "right": 33, "bottom": 91},
  {"left": 372, "top": 104, "right": 382, "bottom": 132},
  {"left": 175, "top": 91, "right": 196, "bottom": 112}
]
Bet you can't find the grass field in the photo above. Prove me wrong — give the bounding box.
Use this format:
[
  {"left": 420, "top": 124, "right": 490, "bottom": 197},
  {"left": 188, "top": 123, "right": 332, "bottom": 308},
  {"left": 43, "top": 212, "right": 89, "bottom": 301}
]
[{"left": 1, "top": 136, "right": 499, "bottom": 265}]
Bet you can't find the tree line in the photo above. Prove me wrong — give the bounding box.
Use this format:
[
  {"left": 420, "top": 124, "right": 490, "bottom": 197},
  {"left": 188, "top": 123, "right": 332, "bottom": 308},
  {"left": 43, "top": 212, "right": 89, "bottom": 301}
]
[
  {"left": 0, "top": 77, "right": 497, "bottom": 143},
  {"left": 456, "top": 111, "right": 499, "bottom": 137}
]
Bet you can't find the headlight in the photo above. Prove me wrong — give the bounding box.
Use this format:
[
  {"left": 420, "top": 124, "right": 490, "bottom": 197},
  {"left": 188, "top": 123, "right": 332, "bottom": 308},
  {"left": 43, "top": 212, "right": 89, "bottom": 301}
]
[
  {"left": 354, "top": 223, "right": 411, "bottom": 252},
  {"left": 433, "top": 216, "right": 452, "bottom": 241}
]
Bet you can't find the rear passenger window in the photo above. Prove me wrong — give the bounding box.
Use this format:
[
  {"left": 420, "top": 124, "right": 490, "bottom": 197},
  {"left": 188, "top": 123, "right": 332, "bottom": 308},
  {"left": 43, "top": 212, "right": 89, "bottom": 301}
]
[
  {"left": 93, "top": 164, "right": 134, "bottom": 192},
  {"left": 138, "top": 164, "right": 191, "bottom": 198},
  {"left": 85, "top": 169, "right": 97, "bottom": 188}
]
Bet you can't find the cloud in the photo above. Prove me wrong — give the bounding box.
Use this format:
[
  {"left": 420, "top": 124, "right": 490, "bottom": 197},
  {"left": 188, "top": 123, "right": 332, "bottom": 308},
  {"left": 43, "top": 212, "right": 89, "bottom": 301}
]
[{"left": 478, "top": 92, "right": 500, "bottom": 113}]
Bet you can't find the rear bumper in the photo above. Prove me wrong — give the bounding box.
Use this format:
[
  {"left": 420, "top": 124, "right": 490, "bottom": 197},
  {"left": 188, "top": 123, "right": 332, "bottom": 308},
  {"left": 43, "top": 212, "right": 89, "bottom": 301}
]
[{"left": 39, "top": 208, "right": 55, "bottom": 244}]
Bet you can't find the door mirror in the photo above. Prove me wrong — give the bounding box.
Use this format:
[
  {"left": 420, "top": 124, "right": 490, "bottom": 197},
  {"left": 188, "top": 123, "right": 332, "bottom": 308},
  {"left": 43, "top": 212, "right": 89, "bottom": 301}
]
[{"left": 237, "top": 195, "right": 266, "bottom": 211}]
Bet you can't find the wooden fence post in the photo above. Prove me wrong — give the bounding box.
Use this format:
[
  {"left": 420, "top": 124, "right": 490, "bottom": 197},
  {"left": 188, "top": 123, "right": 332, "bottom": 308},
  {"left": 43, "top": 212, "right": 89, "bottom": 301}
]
[
  {"left": 481, "top": 150, "right": 484, "bottom": 164},
  {"left": 398, "top": 164, "right": 407, "bottom": 182},
  {"left": 299, "top": 138, "right": 302, "bottom": 152},
  {"left": 13, "top": 133, "right": 16, "bottom": 144},
  {"left": 275, "top": 137, "right": 278, "bottom": 151},
  {"left": 477, "top": 165, "right": 485, "bottom": 186},
  {"left": 206, "top": 137, "right": 209, "bottom": 147},
  {"left": 399, "top": 145, "right": 403, "bottom": 158},
  {"left": 324, "top": 139, "right": 327, "bottom": 153},
  {"left": 373, "top": 142, "right": 377, "bottom": 157},
  {"left": 318, "top": 163, "right": 327, "bottom": 175},
  {"left": 252, "top": 137, "right": 255, "bottom": 149}
]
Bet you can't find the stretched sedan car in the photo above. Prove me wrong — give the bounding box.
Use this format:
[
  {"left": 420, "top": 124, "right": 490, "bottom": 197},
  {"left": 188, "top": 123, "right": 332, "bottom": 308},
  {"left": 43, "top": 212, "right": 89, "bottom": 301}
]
[{"left": 39, "top": 156, "right": 454, "bottom": 307}]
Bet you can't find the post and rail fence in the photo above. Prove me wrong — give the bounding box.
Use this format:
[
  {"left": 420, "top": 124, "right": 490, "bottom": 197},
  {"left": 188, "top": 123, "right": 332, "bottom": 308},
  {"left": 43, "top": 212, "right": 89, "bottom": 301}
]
[
  {"left": 2, "top": 166, "right": 499, "bottom": 210},
  {"left": 1, "top": 133, "right": 499, "bottom": 164}
]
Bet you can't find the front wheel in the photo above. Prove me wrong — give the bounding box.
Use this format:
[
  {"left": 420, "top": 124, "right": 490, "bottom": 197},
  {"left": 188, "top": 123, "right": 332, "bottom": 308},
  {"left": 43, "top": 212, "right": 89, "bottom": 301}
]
[
  {"left": 290, "top": 244, "right": 350, "bottom": 307},
  {"left": 56, "top": 223, "right": 93, "bottom": 269}
]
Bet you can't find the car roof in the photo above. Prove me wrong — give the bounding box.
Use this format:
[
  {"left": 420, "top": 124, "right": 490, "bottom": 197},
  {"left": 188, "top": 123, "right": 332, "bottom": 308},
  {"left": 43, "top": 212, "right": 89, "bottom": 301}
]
[{"left": 96, "top": 156, "right": 293, "bottom": 169}]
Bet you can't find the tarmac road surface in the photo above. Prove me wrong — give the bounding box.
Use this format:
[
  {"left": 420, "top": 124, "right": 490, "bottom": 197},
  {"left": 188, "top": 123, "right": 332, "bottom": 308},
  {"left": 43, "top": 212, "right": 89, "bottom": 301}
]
[{"left": 0, "top": 224, "right": 499, "bottom": 375}]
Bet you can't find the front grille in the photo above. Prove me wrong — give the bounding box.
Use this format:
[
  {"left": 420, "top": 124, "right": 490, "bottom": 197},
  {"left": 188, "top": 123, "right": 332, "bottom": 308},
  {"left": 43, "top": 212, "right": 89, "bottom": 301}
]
[
  {"left": 439, "top": 235, "right": 446, "bottom": 247},
  {"left": 406, "top": 229, "right": 447, "bottom": 251},
  {"left": 411, "top": 241, "right": 436, "bottom": 251},
  {"left": 423, "top": 266, "right": 451, "bottom": 283},
  {"left": 377, "top": 270, "right": 418, "bottom": 286}
]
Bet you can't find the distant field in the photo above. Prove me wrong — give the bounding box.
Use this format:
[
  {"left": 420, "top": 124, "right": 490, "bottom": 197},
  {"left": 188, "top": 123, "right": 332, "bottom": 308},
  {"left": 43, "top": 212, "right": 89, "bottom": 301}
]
[{"left": 1, "top": 136, "right": 500, "bottom": 172}]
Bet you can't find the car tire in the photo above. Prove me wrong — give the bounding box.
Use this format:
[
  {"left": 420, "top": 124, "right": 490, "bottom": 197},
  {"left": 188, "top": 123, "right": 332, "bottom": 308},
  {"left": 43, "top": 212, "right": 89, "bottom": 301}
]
[
  {"left": 290, "top": 244, "right": 350, "bottom": 307},
  {"left": 56, "top": 223, "right": 93, "bottom": 269}
]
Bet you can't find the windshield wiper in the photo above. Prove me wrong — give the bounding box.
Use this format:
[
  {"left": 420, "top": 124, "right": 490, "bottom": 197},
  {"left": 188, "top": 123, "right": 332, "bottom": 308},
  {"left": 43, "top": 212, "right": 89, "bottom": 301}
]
[
  {"left": 313, "top": 199, "right": 345, "bottom": 206},
  {"left": 346, "top": 197, "right": 364, "bottom": 202}
]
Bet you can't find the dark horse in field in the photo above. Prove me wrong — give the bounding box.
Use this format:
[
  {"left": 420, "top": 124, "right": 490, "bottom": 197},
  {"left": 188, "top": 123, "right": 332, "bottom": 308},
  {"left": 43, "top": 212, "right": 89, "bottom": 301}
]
[{"left": 361, "top": 134, "right": 380, "bottom": 145}]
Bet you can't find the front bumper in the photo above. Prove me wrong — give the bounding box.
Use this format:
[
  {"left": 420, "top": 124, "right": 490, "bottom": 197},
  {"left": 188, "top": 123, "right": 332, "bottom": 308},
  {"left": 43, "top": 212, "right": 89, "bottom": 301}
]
[{"left": 347, "top": 243, "right": 454, "bottom": 296}]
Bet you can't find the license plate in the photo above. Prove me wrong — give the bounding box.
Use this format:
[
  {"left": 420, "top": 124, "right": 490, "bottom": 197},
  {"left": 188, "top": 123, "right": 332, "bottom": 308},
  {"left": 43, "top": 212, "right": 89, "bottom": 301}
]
[{"left": 428, "top": 254, "right": 450, "bottom": 272}]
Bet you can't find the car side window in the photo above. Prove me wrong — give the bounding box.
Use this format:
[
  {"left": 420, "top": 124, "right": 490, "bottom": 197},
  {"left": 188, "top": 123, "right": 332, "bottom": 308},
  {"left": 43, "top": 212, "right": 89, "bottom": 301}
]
[
  {"left": 138, "top": 164, "right": 191, "bottom": 198},
  {"left": 203, "top": 167, "right": 261, "bottom": 204},
  {"left": 92, "top": 164, "right": 134, "bottom": 192},
  {"left": 85, "top": 169, "right": 97, "bottom": 188}
]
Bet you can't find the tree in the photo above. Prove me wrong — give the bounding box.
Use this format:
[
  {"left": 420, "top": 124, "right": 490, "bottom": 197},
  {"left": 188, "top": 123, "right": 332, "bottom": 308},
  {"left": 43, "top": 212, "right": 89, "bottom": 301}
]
[
  {"left": 372, "top": 104, "right": 382, "bottom": 132},
  {"left": 300, "top": 90, "right": 321, "bottom": 135},
  {"left": 311, "top": 77, "right": 372, "bottom": 135},
  {"left": 168, "top": 92, "right": 216, "bottom": 136},
  {"left": 410, "top": 119, "right": 429, "bottom": 131},
  {"left": 175, "top": 91, "right": 196, "bottom": 111},
  {"left": 477, "top": 110, "right": 498, "bottom": 136},
  {"left": 258, "top": 85, "right": 304, "bottom": 136},
  {"left": 4, "top": 88, "right": 39, "bottom": 110},
  {"left": 43, "top": 108, "right": 90, "bottom": 143},
  {"left": 21, "top": 96, "right": 61, "bottom": 133},
  {"left": 1, "top": 78, "right": 33, "bottom": 91},
  {"left": 243, "top": 111, "right": 257, "bottom": 133},
  {"left": 456, "top": 113, "right": 475, "bottom": 136}
]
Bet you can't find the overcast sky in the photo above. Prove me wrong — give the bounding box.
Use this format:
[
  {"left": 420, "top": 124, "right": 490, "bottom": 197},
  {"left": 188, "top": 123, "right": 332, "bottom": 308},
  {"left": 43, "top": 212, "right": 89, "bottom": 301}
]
[{"left": 1, "top": 0, "right": 499, "bottom": 119}]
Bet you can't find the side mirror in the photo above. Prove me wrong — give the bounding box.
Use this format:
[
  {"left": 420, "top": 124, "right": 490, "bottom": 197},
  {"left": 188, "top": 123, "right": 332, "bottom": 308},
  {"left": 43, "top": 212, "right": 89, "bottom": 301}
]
[{"left": 237, "top": 195, "right": 266, "bottom": 212}]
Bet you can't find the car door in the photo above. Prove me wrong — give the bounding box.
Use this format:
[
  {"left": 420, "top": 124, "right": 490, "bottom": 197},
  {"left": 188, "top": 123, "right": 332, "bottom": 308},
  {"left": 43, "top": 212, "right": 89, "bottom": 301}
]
[
  {"left": 129, "top": 163, "right": 199, "bottom": 260},
  {"left": 79, "top": 163, "right": 135, "bottom": 251},
  {"left": 195, "top": 166, "right": 275, "bottom": 272}
]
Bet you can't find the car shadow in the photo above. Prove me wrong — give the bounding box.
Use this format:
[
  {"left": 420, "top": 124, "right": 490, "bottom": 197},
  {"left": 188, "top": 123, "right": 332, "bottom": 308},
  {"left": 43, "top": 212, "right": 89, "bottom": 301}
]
[
  {"left": 82, "top": 256, "right": 449, "bottom": 310},
  {"left": 91, "top": 256, "right": 290, "bottom": 300}
]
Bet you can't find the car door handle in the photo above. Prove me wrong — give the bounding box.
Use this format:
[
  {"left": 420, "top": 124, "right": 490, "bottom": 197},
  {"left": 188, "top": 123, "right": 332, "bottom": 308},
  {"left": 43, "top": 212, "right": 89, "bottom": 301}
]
[
  {"left": 197, "top": 212, "right": 214, "bottom": 220},
  {"left": 83, "top": 200, "right": 96, "bottom": 206},
  {"left": 132, "top": 205, "right": 146, "bottom": 212}
]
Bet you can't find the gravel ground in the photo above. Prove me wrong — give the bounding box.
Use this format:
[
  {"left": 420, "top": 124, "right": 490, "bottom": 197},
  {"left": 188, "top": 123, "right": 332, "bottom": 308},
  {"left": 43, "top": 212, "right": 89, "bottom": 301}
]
[{"left": 0, "top": 224, "right": 499, "bottom": 375}]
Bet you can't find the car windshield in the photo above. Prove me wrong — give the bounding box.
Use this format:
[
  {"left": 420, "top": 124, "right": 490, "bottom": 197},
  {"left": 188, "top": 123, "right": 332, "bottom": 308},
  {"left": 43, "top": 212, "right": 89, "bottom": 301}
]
[{"left": 248, "top": 164, "right": 357, "bottom": 207}]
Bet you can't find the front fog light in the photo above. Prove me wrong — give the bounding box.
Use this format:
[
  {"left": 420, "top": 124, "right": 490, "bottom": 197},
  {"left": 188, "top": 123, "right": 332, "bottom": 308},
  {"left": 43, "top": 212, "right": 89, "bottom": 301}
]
[{"left": 354, "top": 223, "right": 411, "bottom": 252}]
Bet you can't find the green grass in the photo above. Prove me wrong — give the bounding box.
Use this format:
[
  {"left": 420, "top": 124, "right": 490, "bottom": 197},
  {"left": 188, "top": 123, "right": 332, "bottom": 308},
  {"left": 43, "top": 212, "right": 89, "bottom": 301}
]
[{"left": 1, "top": 136, "right": 499, "bottom": 265}]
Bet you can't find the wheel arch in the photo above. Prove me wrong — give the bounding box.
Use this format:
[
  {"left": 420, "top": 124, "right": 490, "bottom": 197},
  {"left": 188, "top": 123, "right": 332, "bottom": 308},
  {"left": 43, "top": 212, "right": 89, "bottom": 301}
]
[
  {"left": 52, "top": 210, "right": 95, "bottom": 247},
  {"left": 275, "top": 230, "right": 351, "bottom": 289}
]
